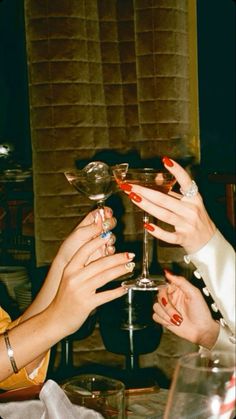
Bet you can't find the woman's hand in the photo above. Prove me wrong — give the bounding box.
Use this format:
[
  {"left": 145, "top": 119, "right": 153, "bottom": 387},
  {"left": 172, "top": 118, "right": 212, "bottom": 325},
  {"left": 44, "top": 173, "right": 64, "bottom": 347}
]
[
  {"left": 21, "top": 208, "right": 117, "bottom": 322},
  {"left": 49, "top": 232, "right": 135, "bottom": 336},
  {"left": 0, "top": 220, "right": 135, "bottom": 382},
  {"left": 56, "top": 207, "right": 117, "bottom": 268},
  {"left": 121, "top": 158, "right": 216, "bottom": 254},
  {"left": 153, "top": 270, "right": 220, "bottom": 349}
]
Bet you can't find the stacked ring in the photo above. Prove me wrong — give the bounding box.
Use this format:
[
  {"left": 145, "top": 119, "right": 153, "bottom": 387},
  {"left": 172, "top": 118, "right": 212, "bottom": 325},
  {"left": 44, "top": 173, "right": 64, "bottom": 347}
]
[{"left": 180, "top": 180, "right": 198, "bottom": 198}]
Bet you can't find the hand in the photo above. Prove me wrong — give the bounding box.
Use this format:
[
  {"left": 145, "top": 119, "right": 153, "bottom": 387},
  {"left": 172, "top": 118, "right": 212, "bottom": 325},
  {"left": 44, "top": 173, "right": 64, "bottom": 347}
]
[
  {"left": 49, "top": 233, "right": 135, "bottom": 336},
  {"left": 121, "top": 158, "right": 216, "bottom": 254},
  {"left": 22, "top": 208, "right": 117, "bottom": 321},
  {"left": 153, "top": 270, "right": 220, "bottom": 349},
  {"left": 56, "top": 207, "right": 117, "bottom": 268}
]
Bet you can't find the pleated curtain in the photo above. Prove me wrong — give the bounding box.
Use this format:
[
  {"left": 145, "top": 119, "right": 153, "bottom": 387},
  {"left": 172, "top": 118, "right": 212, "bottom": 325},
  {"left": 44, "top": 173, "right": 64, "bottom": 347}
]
[{"left": 24, "top": 0, "right": 199, "bottom": 265}]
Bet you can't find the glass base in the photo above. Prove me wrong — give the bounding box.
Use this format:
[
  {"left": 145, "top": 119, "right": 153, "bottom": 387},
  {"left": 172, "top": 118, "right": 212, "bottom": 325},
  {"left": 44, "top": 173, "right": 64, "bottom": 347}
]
[{"left": 122, "top": 275, "right": 167, "bottom": 291}]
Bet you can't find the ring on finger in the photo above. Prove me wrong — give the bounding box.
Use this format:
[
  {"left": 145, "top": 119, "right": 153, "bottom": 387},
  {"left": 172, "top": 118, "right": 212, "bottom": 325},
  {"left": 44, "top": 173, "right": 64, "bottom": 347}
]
[{"left": 180, "top": 180, "right": 198, "bottom": 198}]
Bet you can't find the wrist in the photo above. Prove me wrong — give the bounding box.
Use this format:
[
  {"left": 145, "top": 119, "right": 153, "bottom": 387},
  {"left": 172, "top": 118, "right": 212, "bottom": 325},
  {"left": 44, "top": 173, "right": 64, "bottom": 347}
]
[{"left": 198, "top": 321, "right": 220, "bottom": 350}]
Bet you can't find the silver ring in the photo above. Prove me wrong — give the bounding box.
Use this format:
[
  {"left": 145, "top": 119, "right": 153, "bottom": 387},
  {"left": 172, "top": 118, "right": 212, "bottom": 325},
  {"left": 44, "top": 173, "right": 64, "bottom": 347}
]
[{"left": 180, "top": 180, "right": 198, "bottom": 198}]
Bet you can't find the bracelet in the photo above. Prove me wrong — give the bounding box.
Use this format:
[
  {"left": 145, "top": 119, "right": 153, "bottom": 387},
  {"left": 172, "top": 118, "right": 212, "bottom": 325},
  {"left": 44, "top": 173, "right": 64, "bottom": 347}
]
[{"left": 3, "top": 331, "right": 19, "bottom": 374}]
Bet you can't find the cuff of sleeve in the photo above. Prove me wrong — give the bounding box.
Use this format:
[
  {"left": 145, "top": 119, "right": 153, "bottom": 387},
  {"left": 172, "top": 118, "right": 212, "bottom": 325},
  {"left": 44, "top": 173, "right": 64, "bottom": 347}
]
[
  {"left": 199, "top": 324, "right": 235, "bottom": 354},
  {"left": 188, "top": 229, "right": 235, "bottom": 333},
  {"left": 188, "top": 230, "right": 234, "bottom": 266}
]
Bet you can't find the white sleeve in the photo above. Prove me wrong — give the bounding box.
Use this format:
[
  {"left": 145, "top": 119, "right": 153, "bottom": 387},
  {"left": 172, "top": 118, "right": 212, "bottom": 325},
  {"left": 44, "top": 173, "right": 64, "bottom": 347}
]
[
  {"left": 188, "top": 229, "right": 235, "bottom": 335},
  {"left": 199, "top": 324, "right": 235, "bottom": 353}
]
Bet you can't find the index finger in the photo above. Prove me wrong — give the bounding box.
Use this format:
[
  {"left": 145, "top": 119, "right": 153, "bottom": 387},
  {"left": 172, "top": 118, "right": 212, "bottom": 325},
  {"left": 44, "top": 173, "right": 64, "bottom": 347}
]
[{"left": 79, "top": 207, "right": 114, "bottom": 228}]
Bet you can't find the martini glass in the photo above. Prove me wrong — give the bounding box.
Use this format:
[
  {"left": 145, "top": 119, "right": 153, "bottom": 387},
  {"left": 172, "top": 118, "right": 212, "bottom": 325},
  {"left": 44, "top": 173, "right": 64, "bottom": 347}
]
[
  {"left": 113, "top": 164, "right": 176, "bottom": 291},
  {"left": 64, "top": 161, "right": 115, "bottom": 227}
]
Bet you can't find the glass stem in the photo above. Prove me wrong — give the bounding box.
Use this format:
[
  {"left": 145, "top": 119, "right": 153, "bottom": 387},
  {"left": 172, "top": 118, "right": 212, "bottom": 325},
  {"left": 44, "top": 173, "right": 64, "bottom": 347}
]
[{"left": 141, "top": 211, "right": 150, "bottom": 280}]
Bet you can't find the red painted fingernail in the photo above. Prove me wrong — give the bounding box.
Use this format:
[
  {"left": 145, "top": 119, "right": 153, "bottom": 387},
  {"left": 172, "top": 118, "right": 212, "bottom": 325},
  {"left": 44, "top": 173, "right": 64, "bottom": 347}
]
[
  {"left": 162, "top": 156, "right": 174, "bottom": 167},
  {"left": 173, "top": 314, "right": 183, "bottom": 323},
  {"left": 129, "top": 192, "right": 142, "bottom": 203},
  {"left": 144, "top": 223, "right": 155, "bottom": 232},
  {"left": 161, "top": 297, "right": 168, "bottom": 307},
  {"left": 171, "top": 318, "right": 181, "bottom": 326},
  {"left": 119, "top": 182, "right": 132, "bottom": 192},
  {"left": 126, "top": 252, "right": 135, "bottom": 260},
  {"left": 164, "top": 268, "right": 173, "bottom": 275}
]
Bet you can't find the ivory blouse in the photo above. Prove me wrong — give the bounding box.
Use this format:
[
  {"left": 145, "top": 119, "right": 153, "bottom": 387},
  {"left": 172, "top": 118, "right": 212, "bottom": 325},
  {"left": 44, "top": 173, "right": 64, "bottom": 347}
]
[{"left": 187, "top": 229, "right": 236, "bottom": 351}]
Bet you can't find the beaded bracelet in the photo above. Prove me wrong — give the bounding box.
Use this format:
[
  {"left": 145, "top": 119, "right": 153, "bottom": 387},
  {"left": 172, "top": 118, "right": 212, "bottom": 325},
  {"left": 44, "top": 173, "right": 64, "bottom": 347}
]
[{"left": 3, "top": 331, "right": 19, "bottom": 374}]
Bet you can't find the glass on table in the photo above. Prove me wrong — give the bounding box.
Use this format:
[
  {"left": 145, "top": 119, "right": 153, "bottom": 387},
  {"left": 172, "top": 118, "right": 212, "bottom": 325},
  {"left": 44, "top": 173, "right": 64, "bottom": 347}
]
[
  {"left": 164, "top": 351, "right": 236, "bottom": 419},
  {"left": 62, "top": 374, "right": 125, "bottom": 419}
]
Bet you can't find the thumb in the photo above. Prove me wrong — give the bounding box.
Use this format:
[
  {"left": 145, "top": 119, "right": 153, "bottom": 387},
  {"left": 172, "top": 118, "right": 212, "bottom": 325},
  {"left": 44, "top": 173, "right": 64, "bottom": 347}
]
[{"left": 164, "top": 270, "right": 196, "bottom": 298}]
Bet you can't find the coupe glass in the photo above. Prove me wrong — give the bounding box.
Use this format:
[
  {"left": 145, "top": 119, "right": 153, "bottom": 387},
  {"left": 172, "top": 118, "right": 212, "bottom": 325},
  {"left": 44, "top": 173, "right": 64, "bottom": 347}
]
[
  {"left": 164, "top": 351, "right": 236, "bottom": 419},
  {"left": 113, "top": 164, "right": 176, "bottom": 290},
  {"left": 64, "top": 161, "right": 115, "bottom": 225}
]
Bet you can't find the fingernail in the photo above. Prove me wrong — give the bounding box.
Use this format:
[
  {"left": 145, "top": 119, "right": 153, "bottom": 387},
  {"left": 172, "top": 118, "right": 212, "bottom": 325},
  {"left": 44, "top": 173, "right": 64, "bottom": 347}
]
[
  {"left": 125, "top": 262, "right": 135, "bottom": 272},
  {"left": 161, "top": 297, "right": 168, "bottom": 307},
  {"left": 119, "top": 183, "right": 132, "bottom": 192},
  {"left": 144, "top": 223, "right": 155, "bottom": 232},
  {"left": 106, "top": 208, "right": 113, "bottom": 216},
  {"left": 94, "top": 212, "right": 100, "bottom": 224},
  {"left": 106, "top": 245, "right": 115, "bottom": 255},
  {"left": 173, "top": 313, "right": 183, "bottom": 323},
  {"left": 108, "top": 235, "right": 115, "bottom": 245},
  {"left": 100, "top": 231, "right": 112, "bottom": 239},
  {"left": 164, "top": 268, "right": 173, "bottom": 275},
  {"left": 129, "top": 192, "right": 142, "bottom": 203},
  {"left": 171, "top": 317, "right": 181, "bottom": 326},
  {"left": 102, "top": 220, "right": 111, "bottom": 231},
  {"left": 162, "top": 156, "right": 174, "bottom": 167},
  {"left": 126, "top": 252, "right": 135, "bottom": 260}
]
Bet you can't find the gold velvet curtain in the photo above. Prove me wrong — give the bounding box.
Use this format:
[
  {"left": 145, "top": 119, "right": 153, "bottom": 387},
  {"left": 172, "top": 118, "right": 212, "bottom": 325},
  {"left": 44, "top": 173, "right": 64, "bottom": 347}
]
[{"left": 24, "top": 0, "right": 199, "bottom": 265}]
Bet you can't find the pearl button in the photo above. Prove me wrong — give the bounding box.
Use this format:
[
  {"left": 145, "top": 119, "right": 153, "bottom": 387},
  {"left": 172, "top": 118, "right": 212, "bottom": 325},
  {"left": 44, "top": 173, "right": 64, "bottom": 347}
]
[
  {"left": 229, "top": 335, "right": 236, "bottom": 344},
  {"left": 202, "top": 287, "right": 210, "bottom": 297},
  {"left": 184, "top": 255, "right": 191, "bottom": 264},
  {"left": 220, "top": 318, "right": 227, "bottom": 327},
  {"left": 211, "top": 303, "right": 219, "bottom": 313},
  {"left": 193, "top": 269, "right": 202, "bottom": 279}
]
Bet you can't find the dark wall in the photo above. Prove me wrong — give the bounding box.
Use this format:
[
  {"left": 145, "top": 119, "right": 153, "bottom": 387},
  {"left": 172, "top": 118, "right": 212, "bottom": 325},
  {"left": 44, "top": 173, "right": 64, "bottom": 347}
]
[
  {"left": 0, "top": 0, "right": 31, "bottom": 166},
  {"left": 195, "top": 0, "right": 235, "bottom": 246},
  {"left": 197, "top": 0, "right": 235, "bottom": 173}
]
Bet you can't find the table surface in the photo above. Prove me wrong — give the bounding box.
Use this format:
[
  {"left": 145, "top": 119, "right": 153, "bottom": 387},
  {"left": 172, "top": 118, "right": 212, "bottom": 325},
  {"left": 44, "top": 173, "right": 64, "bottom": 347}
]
[
  {"left": 0, "top": 384, "right": 168, "bottom": 418},
  {"left": 126, "top": 387, "right": 168, "bottom": 418}
]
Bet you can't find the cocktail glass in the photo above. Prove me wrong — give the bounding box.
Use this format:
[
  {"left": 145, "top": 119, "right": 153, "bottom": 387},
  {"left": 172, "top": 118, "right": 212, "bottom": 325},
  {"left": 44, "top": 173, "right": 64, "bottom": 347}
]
[
  {"left": 65, "top": 161, "right": 115, "bottom": 225},
  {"left": 113, "top": 164, "right": 176, "bottom": 291}
]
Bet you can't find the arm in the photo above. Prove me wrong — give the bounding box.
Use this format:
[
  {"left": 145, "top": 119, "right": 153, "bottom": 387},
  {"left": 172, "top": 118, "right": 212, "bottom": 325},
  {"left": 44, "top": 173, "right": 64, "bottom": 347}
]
[
  {"left": 188, "top": 229, "right": 235, "bottom": 335},
  {"left": 10, "top": 208, "right": 116, "bottom": 377},
  {"left": 118, "top": 158, "right": 235, "bottom": 338},
  {"left": 0, "top": 217, "right": 134, "bottom": 387}
]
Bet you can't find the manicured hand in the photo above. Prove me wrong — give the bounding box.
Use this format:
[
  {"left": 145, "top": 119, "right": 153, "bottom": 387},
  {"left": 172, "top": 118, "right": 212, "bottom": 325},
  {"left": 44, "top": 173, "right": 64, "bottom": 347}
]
[
  {"left": 153, "top": 270, "right": 220, "bottom": 349},
  {"left": 50, "top": 234, "right": 135, "bottom": 336},
  {"left": 120, "top": 158, "right": 216, "bottom": 254},
  {"left": 56, "top": 207, "right": 117, "bottom": 267}
]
